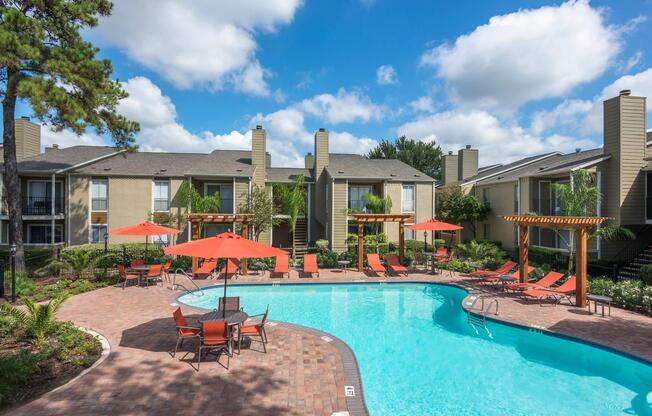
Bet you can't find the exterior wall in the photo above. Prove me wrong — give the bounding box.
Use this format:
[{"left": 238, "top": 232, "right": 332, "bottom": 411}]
[
  {"left": 107, "top": 177, "right": 152, "bottom": 244},
  {"left": 602, "top": 95, "right": 647, "bottom": 226},
  {"left": 475, "top": 182, "right": 518, "bottom": 250},
  {"left": 14, "top": 119, "right": 41, "bottom": 161},
  {"left": 259, "top": 184, "right": 273, "bottom": 245},
  {"left": 251, "top": 127, "right": 266, "bottom": 189},
  {"left": 68, "top": 176, "right": 89, "bottom": 245},
  {"left": 441, "top": 154, "right": 458, "bottom": 185},
  {"left": 384, "top": 182, "right": 402, "bottom": 242},
  {"left": 169, "top": 178, "right": 188, "bottom": 243},
  {"left": 331, "top": 178, "right": 348, "bottom": 252},
  {"left": 313, "top": 130, "right": 329, "bottom": 234}
]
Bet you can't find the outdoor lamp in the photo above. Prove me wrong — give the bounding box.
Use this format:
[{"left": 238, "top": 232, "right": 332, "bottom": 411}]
[{"left": 10, "top": 243, "right": 16, "bottom": 255}]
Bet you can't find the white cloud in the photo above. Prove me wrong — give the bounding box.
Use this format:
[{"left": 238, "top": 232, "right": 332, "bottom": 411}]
[
  {"left": 583, "top": 67, "right": 652, "bottom": 133},
  {"left": 329, "top": 131, "right": 378, "bottom": 154},
  {"left": 530, "top": 99, "right": 592, "bottom": 135},
  {"left": 409, "top": 96, "right": 435, "bottom": 113},
  {"left": 93, "top": 0, "right": 302, "bottom": 95},
  {"left": 619, "top": 51, "right": 643, "bottom": 73},
  {"left": 117, "top": 77, "right": 176, "bottom": 127},
  {"left": 376, "top": 65, "right": 399, "bottom": 85},
  {"left": 398, "top": 109, "right": 597, "bottom": 164},
  {"left": 41, "top": 127, "right": 106, "bottom": 149},
  {"left": 421, "top": 0, "right": 621, "bottom": 110},
  {"left": 298, "top": 88, "right": 386, "bottom": 124}
]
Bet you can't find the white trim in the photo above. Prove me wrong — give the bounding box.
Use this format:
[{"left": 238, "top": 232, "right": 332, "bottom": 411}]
[
  {"left": 232, "top": 177, "right": 236, "bottom": 214},
  {"left": 516, "top": 180, "right": 521, "bottom": 214},
  {"left": 401, "top": 183, "right": 416, "bottom": 214},
  {"left": 89, "top": 178, "right": 108, "bottom": 213},
  {"left": 151, "top": 179, "right": 171, "bottom": 213},
  {"left": 307, "top": 183, "right": 312, "bottom": 242},
  {"left": 55, "top": 150, "right": 125, "bottom": 174},
  {"left": 330, "top": 177, "right": 335, "bottom": 247},
  {"left": 569, "top": 155, "right": 612, "bottom": 172},
  {"left": 462, "top": 152, "right": 561, "bottom": 186}
]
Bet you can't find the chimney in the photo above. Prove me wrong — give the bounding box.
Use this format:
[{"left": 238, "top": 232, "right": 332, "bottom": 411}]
[
  {"left": 602, "top": 91, "right": 647, "bottom": 225},
  {"left": 14, "top": 118, "right": 41, "bottom": 160},
  {"left": 441, "top": 150, "right": 459, "bottom": 185},
  {"left": 266, "top": 152, "right": 271, "bottom": 168},
  {"left": 305, "top": 152, "right": 314, "bottom": 169},
  {"left": 313, "top": 128, "right": 329, "bottom": 228},
  {"left": 251, "top": 125, "right": 266, "bottom": 188},
  {"left": 458, "top": 145, "right": 478, "bottom": 182}
]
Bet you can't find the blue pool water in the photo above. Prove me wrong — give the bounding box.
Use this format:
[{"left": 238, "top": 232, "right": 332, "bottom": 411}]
[{"left": 179, "top": 283, "right": 652, "bottom": 416}]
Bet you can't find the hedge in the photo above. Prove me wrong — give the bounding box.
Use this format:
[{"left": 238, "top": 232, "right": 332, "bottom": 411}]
[{"left": 588, "top": 277, "right": 652, "bottom": 316}]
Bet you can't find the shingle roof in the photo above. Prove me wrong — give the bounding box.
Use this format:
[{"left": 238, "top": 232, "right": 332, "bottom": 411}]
[
  {"left": 326, "top": 154, "right": 434, "bottom": 182},
  {"left": 184, "top": 150, "right": 255, "bottom": 177},
  {"left": 266, "top": 168, "right": 313, "bottom": 183},
  {"left": 478, "top": 148, "right": 606, "bottom": 185},
  {"left": 71, "top": 151, "right": 205, "bottom": 177},
  {"left": 461, "top": 152, "right": 560, "bottom": 185},
  {"left": 15, "top": 146, "right": 119, "bottom": 173}
]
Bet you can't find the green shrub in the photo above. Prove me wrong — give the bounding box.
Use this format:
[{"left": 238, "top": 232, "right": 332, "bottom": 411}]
[
  {"left": 317, "top": 250, "right": 339, "bottom": 268},
  {"left": 456, "top": 240, "right": 505, "bottom": 269},
  {"left": 61, "top": 244, "right": 166, "bottom": 267},
  {"left": 438, "top": 258, "right": 473, "bottom": 273},
  {"left": 434, "top": 239, "right": 445, "bottom": 248},
  {"left": 404, "top": 239, "right": 433, "bottom": 253},
  {"left": 640, "top": 264, "right": 652, "bottom": 285},
  {"left": 315, "top": 239, "right": 329, "bottom": 252},
  {"left": 0, "top": 350, "right": 40, "bottom": 407},
  {"left": 346, "top": 233, "right": 358, "bottom": 244},
  {"left": 34, "top": 260, "right": 67, "bottom": 278},
  {"left": 587, "top": 278, "right": 652, "bottom": 315},
  {"left": 526, "top": 247, "right": 567, "bottom": 271}
]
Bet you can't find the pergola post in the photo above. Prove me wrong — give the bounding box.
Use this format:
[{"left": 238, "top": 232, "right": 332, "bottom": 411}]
[
  {"left": 398, "top": 221, "right": 405, "bottom": 264},
  {"left": 357, "top": 223, "right": 364, "bottom": 272},
  {"left": 519, "top": 225, "right": 529, "bottom": 284},
  {"left": 191, "top": 222, "right": 200, "bottom": 274},
  {"left": 241, "top": 223, "right": 249, "bottom": 275},
  {"left": 575, "top": 227, "right": 587, "bottom": 307}
]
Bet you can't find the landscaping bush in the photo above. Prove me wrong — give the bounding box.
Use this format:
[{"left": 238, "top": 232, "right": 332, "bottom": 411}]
[
  {"left": 456, "top": 240, "right": 505, "bottom": 269},
  {"left": 640, "top": 264, "right": 652, "bottom": 285},
  {"left": 61, "top": 244, "right": 166, "bottom": 267},
  {"left": 0, "top": 247, "right": 57, "bottom": 273},
  {"left": 437, "top": 258, "right": 473, "bottom": 273},
  {"left": 404, "top": 239, "right": 433, "bottom": 253},
  {"left": 526, "top": 246, "right": 567, "bottom": 271},
  {"left": 315, "top": 239, "right": 329, "bottom": 252},
  {"left": 587, "top": 277, "right": 652, "bottom": 316},
  {"left": 317, "top": 250, "right": 339, "bottom": 268}
]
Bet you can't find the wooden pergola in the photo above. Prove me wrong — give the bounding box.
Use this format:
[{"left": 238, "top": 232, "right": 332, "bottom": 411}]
[
  {"left": 186, "top": 213, "right": 255, "bottom": 274},
  {"left": 502, "top": 215, "right": 610, "bottom": 307},
  {"left": 349, "top": 213, "right": 414, "bottom": 272}
]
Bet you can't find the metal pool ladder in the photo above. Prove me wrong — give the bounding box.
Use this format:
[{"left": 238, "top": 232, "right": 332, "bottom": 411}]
[
  {"left": 172, "top": 269, "right": 205, "bottom": 297},
  {"left": 467, "top": 296, "right": 499, "bottom": 338}
]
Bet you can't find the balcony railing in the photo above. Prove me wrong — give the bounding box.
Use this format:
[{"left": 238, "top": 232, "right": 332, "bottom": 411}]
[{"left": 22, "top": 196, "right": 65, "bottom": 215}]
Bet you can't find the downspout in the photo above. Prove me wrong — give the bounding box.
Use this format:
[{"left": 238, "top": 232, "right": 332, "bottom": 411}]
[
  {"left": 51, "top": 173, "right": 56, "bottom": 245},
  {"left": 307, "top": 183, "right": 312, "bottom": 243},
  {"left": 66, "top": 174, "right": 70, "bottom": 246},
  {"left": 596, "top": 170, "right": 602, "bottom": 259},
  {"left": 187, "top": 176, "right": 192, "bottom": 241}
]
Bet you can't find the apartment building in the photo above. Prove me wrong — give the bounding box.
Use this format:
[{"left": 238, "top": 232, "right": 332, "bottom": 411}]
[
  {"left": 440, "top": 90, "right": 651, "bottom": 268},
  {"left": 0, "top": 123, "right": 435, "bottom": 253}
]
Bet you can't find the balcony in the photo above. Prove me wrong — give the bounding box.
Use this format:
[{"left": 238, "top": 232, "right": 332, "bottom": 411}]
[{"left": 22, "top": 196, "right": 65, "bottom": 216}]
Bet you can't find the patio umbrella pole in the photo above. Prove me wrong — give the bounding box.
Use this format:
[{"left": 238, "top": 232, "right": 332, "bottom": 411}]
[{"left": 222, "top": 260, "right": 228, "bottom": 318}]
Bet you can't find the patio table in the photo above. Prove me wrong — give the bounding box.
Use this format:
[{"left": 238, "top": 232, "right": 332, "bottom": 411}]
[
  {"left": 587, "top": 294, "right": 612, "bottom": 317},
  {"left": 498, "top": 274, "right": 517, "bottom": 291},
  {"left": 200, "top": 310, "right": 249, "bottom": 325},
  {"left": 337, "top": 260, "right": 350, "bottom": 274},
  {"left": 423, "top": 252, "right": 447, "bottom": 274},
  {"left": 128, "top": 265, "right": 152, "bottom": 286}
]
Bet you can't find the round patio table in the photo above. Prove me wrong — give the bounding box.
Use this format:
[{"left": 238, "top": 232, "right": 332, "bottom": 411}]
[
  {"left": 423, "top": 252, "right": 447, "bottom": 274},
  {"left": 199, "top": 310, "right": 249, "bottom": 325},
  {"left": 498, "top": 274, "right": 517, "bottom": 291},
  {"left": 337, "top": 260, "right": 350, "bottom": 274},
  {"left": 127, "top": 265, "right": 151, "bottom": 286}
]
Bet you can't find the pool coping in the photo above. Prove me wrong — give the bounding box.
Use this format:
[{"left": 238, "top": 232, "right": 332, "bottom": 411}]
[{"left": 172, "top": 279, "right": 652, "bottom": 415}]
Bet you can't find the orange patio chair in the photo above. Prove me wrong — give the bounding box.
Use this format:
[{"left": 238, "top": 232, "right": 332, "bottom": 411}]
[
  {"left": 468, "top": 260, "right": 517, "bottom": 277},
  {"left": 437, "top": 249, "right": 456, "bottom": 277},
  {"left": 523, "top": 276, "right": 577, "bottom": 305},
  {"left": 130, "top": 259, "right": 145, "bottom": 268},
  {"left": 274, "top": 255, "right": 289, "bottom": 278},
  {"left": 366, "top": 253, "right": 386, "bottom": 275},
  {"left": 303, "top": 254, "right": 319, "bottom": 278},
  {"left": 218, "top": 296, "right": 241, "bottom": 312},
  {"left": 145, "top": 264, "right": 162, "bottom": 286},
  {"left": 238, "top": 305, "right": 269, "bottom": 354},
  {"left": 483, "top": 266, "right": 534, "bottom": 285},
  {"left": 193, "top": 259, "right": 218, "bottom": 279},
  {"left": 219, "top": 258, "right": 240, "bottom": 279},
  {"left": 162, "top": 259, "right": 172, "bottom": 282},
  {"left": 117, "top": 264, "right": 140, "bottom": 289},
  {"left": 505, "top": 271, "right": 564, "bottom": 292},
  {"left": 172, "top": 307, "right": 200, "bottom": 357},
  {"left": 385, "top": 254, "right": 408, "bottom": 276},
  {"left": 197, "top": 321, "right": 232, "bottom": 370}
]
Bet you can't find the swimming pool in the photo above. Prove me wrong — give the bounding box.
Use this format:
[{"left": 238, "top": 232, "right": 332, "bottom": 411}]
[{"left": 178, "top": 283, "right": 652, "bottom": 416}]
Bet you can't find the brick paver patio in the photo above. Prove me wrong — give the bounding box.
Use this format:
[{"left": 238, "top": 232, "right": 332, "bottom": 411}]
[{"left": 9, "top": 267, "right": 652, "bottom": 415}]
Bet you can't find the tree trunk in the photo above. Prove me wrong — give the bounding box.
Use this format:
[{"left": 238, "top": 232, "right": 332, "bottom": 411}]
[
  {"left": 291, "top": 223, "right": 296, "bottom": 260},
  {"left": 2, "top": 72, "right": 25, "bottom": 272}
]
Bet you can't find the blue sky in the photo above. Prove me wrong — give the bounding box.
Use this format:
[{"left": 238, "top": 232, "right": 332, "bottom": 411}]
[{"left": 16, "top": 0, "right": 652, "bottom": 167}]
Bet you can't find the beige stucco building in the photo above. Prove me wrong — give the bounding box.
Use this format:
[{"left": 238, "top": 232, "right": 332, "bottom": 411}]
[{"left": 1, "top": 123, "right": 435, "bottom": 254}]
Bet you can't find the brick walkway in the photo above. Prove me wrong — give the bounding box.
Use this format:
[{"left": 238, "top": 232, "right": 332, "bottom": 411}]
[{"left": 9, "top": 267, "right": 652, "bottom": 416}]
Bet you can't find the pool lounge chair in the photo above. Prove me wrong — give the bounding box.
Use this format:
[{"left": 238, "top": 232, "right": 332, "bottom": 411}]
[
  {"left": 366, "top": 253, "right": 386, "bottom": 275},
  {"left": 468, "top": 261, "right": 517, "bottom": 278},
  {"left": 172, "top": 307, "right": 200, "bottom": 357},
  {"left": 274, "top": 255, "right": 289, "bottom": 278},
  {"left": 523, "top": 276, "right": 577, "bottom": 305},
  {"left": 505, "top": 271, "right": 564, "bottom": 292},
  {"left": 483, "top": 266, "right": 534, "bottom": 285},
  {"left": 194, "top": 259, "right": 218, "bottom": 279},
  {"left": 385, "top": 254, "right": 408, "bottom": 276},
  {"left": 303, "top": 254, "right": 319, "bottom": 278},
  {"left": 145, "top": 264, "right": 163, "bottom": 286},
  {"left": 218, "top": 258, "right": 240, "bottom": 279}
]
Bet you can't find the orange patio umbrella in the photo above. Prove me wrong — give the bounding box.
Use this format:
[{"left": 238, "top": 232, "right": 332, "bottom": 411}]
[
  {"left": 409, "top": 219, "right": 463, "bottom": 250},
  {"left": 164, "top": 232, "right": 287, "bottom": 317},
  {"left": 110, "top": 221, "right": 181, "bottom": 257}
]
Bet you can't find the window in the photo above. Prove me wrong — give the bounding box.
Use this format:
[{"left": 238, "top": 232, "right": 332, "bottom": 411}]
[
  {"left": 482, "top": 188, "right": 489, "bottom": 204},
  {"left": 91, "top": 179, "right": 108, "bottom": 211},
  {"left": 402, "top": 185, "right": 415, "bottom": 213},
  {"left": 405, "top": 227, "right": 416, "bottom": 240},
  {"left": 348, "top": 185, "right": 373, "bottom": 212},
  {"left": 26, "top": 181, "right": 63, "bottom": 215},
  {"left": 204, "top": 184, "right": 234, "bottom": 213},
  {"left": 647, "top": 172, "right": 652, "bottom": 221},
  {"left": 152, "top": 180, "right": 170, "bottom": 211},
  {"left": 514, "top": 185, "right": 519, "bottom": 214},
  {"left": 553, "top": 180, "right": 569, "bottom": 216},
  {"left": 27, "top": 224, "right": 63, "bottom": 244},
  {"left": 90, "top": 224, "right": 107, "bottom": 243}
]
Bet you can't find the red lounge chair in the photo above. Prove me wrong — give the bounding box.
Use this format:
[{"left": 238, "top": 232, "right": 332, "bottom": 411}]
[
  {"left": 483, "top": 266, "right": 534, "bottom": 284},
  {"left": 197, "top": 321, "right": 232, "bottom": 370},
  {"left": 219, "top": 258, "right": 240, "bottom": 279},
  {"left": 385, "top": 254, "right": 408, "bottom": 276},
  {"left": 193, "top": 259, "right": 217, "bottom": 279},
  {"left": 238, "top": 305, "right": 269, "bottom": 354},
  {"left": 172, "top": 307, "right": 200, "bottom": 357},
  {"left": 366, "top": 253, "right": 386, "bottom": 275},
  {"left": 468, "top": 260, "right": 517, "bottom": 277},
  {"left": 523, "top": 276, "right": 577, "bottom": 305},
  {"left": 118, "top": 264, "right": 140, "bottom": 289},
  {"left": 274, "top": 255, "right": 289, "bottom": 278},
  {"left": 303, "top": 254, "right": 319, "bottom": 278},
  {"left": 505, "top": 271, "right": 564, "bottom": 292}
]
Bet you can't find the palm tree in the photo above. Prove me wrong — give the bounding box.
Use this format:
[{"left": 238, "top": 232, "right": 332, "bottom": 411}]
[
  {"left": 273, "top": 175, "right": 306, "bottom": 259},
  {"left": 552, "top": 169, "right": 634, "bottom": 274},
  {"left": 178, "top": 180, "right": 221, "bottom": 237},
  {"left": 362, "top": 193, "right": 392, "bottom": 234},
  {"left": 0, "top": 295, "right": 69, "bottom": 347}
]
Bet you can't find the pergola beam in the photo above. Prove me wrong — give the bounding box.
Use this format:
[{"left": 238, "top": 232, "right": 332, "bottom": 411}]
[{"left": 350, "top": 213, "right": 413, "bottom": 272}]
